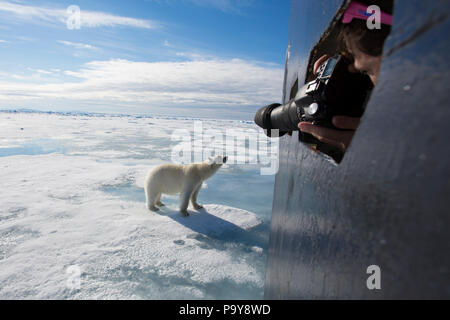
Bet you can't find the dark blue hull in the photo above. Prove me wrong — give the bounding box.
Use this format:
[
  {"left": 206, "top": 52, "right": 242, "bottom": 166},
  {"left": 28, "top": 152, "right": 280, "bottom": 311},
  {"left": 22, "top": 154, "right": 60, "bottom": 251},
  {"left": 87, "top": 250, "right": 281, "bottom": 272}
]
[{"left": 265, "top": 0, "right": 450, "bottom": 299}]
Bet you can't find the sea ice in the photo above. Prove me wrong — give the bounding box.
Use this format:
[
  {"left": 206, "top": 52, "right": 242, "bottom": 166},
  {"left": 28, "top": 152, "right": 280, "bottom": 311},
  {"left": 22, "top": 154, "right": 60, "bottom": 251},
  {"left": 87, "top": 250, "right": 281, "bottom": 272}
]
[{"left": 0, "top": 111, "right": 275, "bottom": 299}]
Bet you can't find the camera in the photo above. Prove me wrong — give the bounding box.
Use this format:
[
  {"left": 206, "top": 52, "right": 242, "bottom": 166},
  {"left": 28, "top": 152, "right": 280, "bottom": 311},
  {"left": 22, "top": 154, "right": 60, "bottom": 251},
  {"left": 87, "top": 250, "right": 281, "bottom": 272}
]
[{"left": 254, "top": 55, "right": 373, "bottom": 144}]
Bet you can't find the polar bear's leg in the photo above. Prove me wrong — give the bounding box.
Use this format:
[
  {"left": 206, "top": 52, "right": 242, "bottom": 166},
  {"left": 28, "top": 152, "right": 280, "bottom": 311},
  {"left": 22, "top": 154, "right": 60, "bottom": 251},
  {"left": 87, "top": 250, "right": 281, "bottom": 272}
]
[
  {"left": 156, "top": 193, "right": 165, "bottom": 207},
  {"left": 179, "top": 184, "right": 196, "bottom": 216},
  {"left": 145, "top": 184, "right": 159, "bottom": 211},
  {"left": 145, "top": 184, "right": 151, "bottom": 209},
  {"left": 191, "top": 183, "right": 203, "bottom": 210}
]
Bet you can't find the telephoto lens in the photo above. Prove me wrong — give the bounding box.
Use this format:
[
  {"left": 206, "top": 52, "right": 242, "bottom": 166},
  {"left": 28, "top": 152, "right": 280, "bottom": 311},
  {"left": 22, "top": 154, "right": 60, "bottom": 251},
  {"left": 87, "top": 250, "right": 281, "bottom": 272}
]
[
  {"left": 254, "top": 55, "right": 373, "bottom": 139},
  {"left": 254, "top": 103, "right": 284, "bottom": 137},
  {"left": 254, "top": 100, "right": 304, "bottom": 133}
]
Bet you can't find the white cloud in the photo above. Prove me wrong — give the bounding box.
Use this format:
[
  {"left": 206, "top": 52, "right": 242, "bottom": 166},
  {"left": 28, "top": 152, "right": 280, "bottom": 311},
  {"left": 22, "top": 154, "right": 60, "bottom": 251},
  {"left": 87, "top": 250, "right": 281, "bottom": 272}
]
[
  {"left": 0, "top": 1, "right": 158, "bottom": 29},
  {"left": 153, "top": 0, "right": 254, "bottom": 14},
  {"left": 0, "top": 58, "right": 283, "bottom": 109},
  {"left": 187, "top": 0, "right": 254, "bottom": 13},
  {"left": 58, "top": 40, "right": 97, "bottom": 50},
  {"left": 31, "top": 69, "right": 52, "bottom": 75},
  {"left": 6, "top": 68, "right": 58, "bottom": 81}
]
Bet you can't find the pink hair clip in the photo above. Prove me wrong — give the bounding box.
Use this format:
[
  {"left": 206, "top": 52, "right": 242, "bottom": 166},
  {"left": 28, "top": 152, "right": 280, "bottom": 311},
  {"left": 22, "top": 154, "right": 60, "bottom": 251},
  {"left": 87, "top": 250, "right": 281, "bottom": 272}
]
[{"left": 342, "top": 1, "right": 393, "bottom": 25}]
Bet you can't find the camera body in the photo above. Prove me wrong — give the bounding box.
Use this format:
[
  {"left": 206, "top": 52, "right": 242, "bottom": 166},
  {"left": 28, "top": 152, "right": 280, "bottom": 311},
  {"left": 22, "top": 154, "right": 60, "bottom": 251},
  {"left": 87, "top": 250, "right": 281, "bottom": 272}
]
[
  {"left": 295, "top": 55, "right": 373, "bottom": 129},
  {"left": 297, "top": 55, "right": 346, "bottom": 125},
  {"left": 254, "top": 55, "right": 373, "bottom": 139}
]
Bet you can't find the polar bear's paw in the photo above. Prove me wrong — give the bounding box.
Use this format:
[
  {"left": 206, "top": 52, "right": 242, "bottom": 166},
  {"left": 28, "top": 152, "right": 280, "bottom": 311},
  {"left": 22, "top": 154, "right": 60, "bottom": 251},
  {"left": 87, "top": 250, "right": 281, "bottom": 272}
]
[
  {"left": 180, "top": 209, "right": 190, "bottom": 217},
  {"left": 156, "top": 201, "right": 165, "bottom": 207},
  {"left": 148, "top": 204, "right": 160, "bottom": 211},
  {"left": 193, "top": 204, "right": 203, "bottom": 210}
]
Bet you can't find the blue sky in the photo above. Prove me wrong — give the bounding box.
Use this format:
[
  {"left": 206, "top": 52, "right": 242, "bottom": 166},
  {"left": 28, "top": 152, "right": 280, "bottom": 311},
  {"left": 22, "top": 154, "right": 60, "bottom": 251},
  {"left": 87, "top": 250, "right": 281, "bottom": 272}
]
[{"left": 0, "top": 0, "right": 289, "bottom": 118}]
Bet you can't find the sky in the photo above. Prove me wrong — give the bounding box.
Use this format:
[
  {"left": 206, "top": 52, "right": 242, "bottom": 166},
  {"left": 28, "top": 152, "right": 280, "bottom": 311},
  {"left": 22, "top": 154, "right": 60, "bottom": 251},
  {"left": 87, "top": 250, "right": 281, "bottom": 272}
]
[{"left": 0, "top": 0, "right": 289, "bottom": 118}]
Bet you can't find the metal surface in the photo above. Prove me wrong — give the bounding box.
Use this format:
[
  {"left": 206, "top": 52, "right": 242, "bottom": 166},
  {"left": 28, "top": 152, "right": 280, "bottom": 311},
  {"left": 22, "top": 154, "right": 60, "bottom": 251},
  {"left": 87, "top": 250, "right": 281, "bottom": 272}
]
[{"left": 265, "top": 0, "right": 450, "bottom": 299}]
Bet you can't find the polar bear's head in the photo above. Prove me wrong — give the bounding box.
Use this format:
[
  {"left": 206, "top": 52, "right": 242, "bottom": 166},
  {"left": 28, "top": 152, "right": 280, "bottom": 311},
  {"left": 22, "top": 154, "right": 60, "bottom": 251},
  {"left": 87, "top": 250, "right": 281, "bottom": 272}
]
[
  {"left": 200, "top": 156, "right": 227, "bottom": 180},
  {"left": 207, "top": 155, "right": 227, "bottom": 166}
]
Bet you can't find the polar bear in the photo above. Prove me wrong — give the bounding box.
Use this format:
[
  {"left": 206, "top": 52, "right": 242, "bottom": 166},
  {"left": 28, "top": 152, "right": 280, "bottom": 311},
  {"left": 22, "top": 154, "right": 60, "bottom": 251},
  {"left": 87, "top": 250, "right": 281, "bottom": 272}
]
[{"left": 144, "top": 155, "right": 227, "bottom": 216}]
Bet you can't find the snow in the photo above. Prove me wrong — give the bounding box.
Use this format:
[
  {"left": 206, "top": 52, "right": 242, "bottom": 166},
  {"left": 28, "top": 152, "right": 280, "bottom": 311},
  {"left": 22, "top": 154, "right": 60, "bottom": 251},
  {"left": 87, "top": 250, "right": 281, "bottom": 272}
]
[{"left": 0, "top": 111, "right": 275, "bottom": 299}]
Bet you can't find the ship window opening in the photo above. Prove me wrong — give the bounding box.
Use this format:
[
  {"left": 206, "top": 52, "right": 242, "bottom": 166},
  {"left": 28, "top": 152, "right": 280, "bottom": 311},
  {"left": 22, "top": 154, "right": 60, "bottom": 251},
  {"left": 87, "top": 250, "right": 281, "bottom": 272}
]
[{"left": 296, "top": 0, "right": 393, "bottom": 164}]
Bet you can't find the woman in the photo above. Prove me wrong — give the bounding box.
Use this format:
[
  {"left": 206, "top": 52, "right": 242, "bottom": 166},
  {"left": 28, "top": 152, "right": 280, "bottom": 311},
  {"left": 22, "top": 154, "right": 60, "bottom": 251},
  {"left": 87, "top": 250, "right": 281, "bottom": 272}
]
[{"left": 299, "top": 0, "right": 393, "bottom": 152}]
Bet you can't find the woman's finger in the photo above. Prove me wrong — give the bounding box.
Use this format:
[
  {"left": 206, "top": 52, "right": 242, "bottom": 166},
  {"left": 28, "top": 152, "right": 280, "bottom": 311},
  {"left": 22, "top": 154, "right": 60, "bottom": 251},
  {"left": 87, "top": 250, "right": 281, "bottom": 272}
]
[
  {"left": 298, "top": 122, "right": 354, "bottom": 151},
  {"left": 332, "top": 116, "right": 360, "bottom": 130},
  {"left": 313, "top": 54, "right": 330, "bottom": 75},
  {"left": 298, "top": 122, "right": 334, "bottom": 138},
  {"left": 298, "top": 122, "right": 344, "bottom": 150}
]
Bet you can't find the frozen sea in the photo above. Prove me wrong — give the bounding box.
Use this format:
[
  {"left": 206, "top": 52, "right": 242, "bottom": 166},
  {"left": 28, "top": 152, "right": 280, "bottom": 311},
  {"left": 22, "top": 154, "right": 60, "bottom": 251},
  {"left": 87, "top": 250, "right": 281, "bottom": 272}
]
[{"left": 0, "top": 110, "right": 276, "bottom": 299}]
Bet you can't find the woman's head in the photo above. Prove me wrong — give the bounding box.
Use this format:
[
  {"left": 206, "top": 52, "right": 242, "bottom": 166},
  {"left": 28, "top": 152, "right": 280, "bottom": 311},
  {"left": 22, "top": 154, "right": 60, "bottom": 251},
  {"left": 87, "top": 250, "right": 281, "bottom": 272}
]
[{"left": 339, "top": 1, "right": 393, "bottom": 84}]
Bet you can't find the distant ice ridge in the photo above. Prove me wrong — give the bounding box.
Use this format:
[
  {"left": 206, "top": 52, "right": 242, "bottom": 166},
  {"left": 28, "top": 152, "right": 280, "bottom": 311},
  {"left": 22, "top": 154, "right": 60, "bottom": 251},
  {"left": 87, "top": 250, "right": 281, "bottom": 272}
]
[
  {"left": 0, "top": 108, "right": 254, "bottom": 123},
  {"left": 0, "top": 111, "right": 274, "bottom": 299}
]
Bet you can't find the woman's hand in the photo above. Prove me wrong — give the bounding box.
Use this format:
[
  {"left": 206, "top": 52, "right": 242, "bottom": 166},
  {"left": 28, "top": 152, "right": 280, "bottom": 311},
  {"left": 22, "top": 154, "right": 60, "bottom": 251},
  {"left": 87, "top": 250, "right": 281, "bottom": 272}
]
[
  {"left": 313, "top": 54, "right": 330, "bottom": 75},
  {"left": 297, "top": 54, "right": 363, "bottom": 151},
  {"left": 298, "top": 116, "right": 360, "bottom": 151}
]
